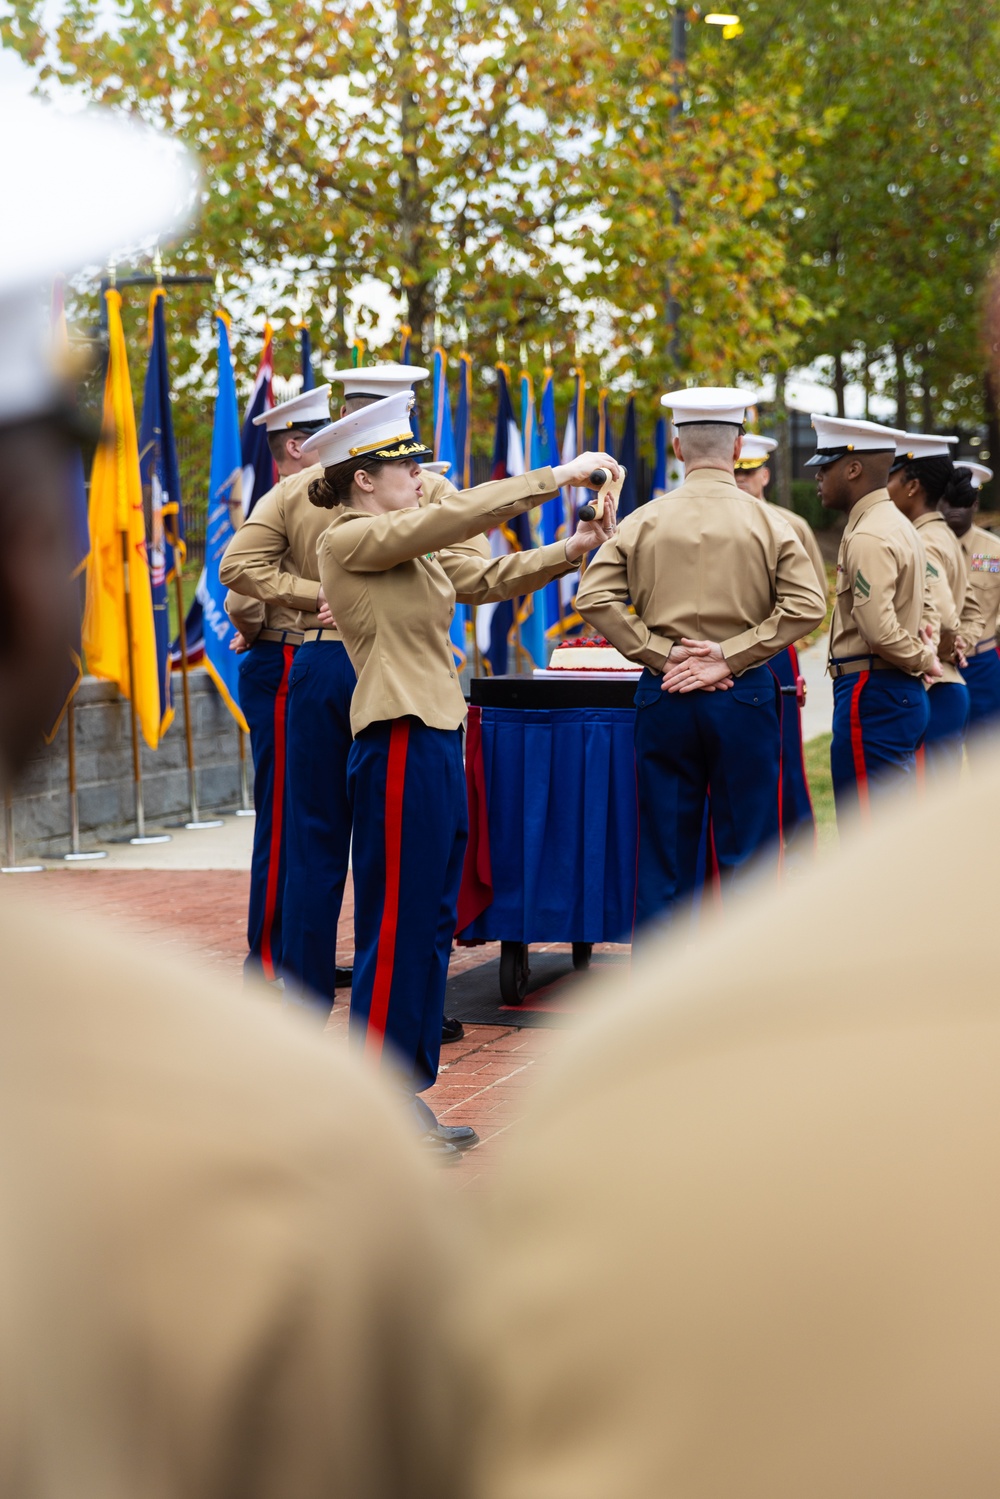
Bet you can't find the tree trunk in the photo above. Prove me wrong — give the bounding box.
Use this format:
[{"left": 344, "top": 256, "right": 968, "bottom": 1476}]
[
  {"left": 921, "top": 373, "right": 933, "bottom": 432},
  {"left": 774, "top": 367, "right": 792, "bottom": 509},
  {"left": 862, "top": 350, "right": 872, "bottom": 421},
  {"left": 329, "top": 254, "right": 346, "bottom": 365},
  {"left": 894, "top": 343, "right": 908, "bottom": 430},
  {"left": 833, "top": 351, "right": 846, "bottom": 418},
  {"left": 985, "top": 373, "right": 1000, "bottom": 510},
  {"left": 395, "top": 0, "right": 431, "bottom": 359}
]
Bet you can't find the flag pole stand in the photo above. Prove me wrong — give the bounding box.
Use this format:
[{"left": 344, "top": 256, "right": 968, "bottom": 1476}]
[
  {"left": 2, "top": 785, "right": 44, "bottom": 873},
  {"left": 172, "top": 564, "right": 222, "bottom": 830},
  {"left": 120, "top": 532, "right": 170, "bottom": 847},
  {"left": 236, "top": 728, "right": 254, "bottom": 816},
  {"left": 63, "top": 698, "right": 107, "bottom": 861}
]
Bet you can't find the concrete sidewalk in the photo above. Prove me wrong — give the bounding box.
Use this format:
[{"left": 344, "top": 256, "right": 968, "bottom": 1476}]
[
  {"left": 798, "top": 633, "right": 833, "bottom": 743},
  {"left": 35, "top": 810, "right": 257, "bottom": 871}
]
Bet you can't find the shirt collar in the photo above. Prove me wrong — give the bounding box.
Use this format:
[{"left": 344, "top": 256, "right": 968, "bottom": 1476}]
[{"left": 845, "top": 487, "right": 891, "bottom": 533}]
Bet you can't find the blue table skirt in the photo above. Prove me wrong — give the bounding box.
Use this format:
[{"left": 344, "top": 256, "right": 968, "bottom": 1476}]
[{"left": 457, "top": 706, "right": 637, "bottom": 944}]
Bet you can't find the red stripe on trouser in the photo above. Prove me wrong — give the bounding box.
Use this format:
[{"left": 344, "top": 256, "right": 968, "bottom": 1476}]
[
  {"left": 364, "top": 719, "right": 410, "bottom": 1063},
  {"left": 849, "top": 670, "right": 871, "bottom": 823},
  {"left": 260, "top": 644, "right": 295, "bottom": 981}
]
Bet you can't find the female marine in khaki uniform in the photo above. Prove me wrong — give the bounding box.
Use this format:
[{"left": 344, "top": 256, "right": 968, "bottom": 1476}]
[{"left": 305, "top": 393, "right": 616, "bottom": 1145}]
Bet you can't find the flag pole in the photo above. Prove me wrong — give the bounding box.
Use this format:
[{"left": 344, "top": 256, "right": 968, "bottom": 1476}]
[
  {"left": 173, "top": 561, "right": 222, "bottom": 829},
  {"left": 236, "top": 727, "right": 254, "bottom": 815},
  {"left": 63, "top": 697, "right": 107, "bottom": 861},
  {"left": 121, "top": 530, "right": 170, "bottom": 846},
  {"left": 1, "top": 785, "right": 44, "bottom": 873}
]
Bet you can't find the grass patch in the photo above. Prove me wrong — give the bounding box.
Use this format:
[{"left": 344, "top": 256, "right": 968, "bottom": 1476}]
[{"left": 804, "top": 731, "right": 838, "bottom": 852}]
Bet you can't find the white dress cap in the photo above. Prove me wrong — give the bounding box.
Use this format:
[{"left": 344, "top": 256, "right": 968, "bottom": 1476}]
[
  {"left": 891, "top": 431, "right": 959, "bottom": 462},
  {"left": 421, "top": 460, "right": 452, "bottom": 475},
  {"left": 300, "top": 391, "right": 432, "bottom": 469},
  {"left": 252, "top": 384, "right": 331, "bottom": 430},
  {"left": 805, "top": 413, "right": 908, "bottom": 468},
  {"left": 660, "top": 385, "right": 758, "bottom": 426},
  {"left": 735, "top": 433, "right": 777, "bottom": 471},
  {"left": 0, "top": 91, "right": 197, "bottom": 425},
  {"left": 329, "top": 361, "right": 430, "bottom": 402},
  {"left": 956, "top": 460, "right": 993, "bottom": 490}
]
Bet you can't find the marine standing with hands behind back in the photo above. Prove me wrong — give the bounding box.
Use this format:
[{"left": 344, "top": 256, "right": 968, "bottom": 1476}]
[
  {"left": 224, "top": 383, "right": 333, "bottom": 983},
  {"left": 938, "top": 460, "right": 1000, "bottom": 754},
  {"left": 886, "top": 433, "right": 984, "bottom": 778},
  {"left": 308, "top": 391, "right": 617, "bottom": 1155},
  {"left": 810, "top": 414, "right": 942, "bottom": 822},
  {"left": 576, "top": 387, "right": 826, "bottom": 928},
  {"left": 733, "top": 432, "right": 827, "bottom": 859}
]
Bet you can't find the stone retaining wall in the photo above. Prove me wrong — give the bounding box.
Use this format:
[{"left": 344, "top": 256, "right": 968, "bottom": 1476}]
[{"left": 8, "top": 671, "right": 244, "bottom": 858}]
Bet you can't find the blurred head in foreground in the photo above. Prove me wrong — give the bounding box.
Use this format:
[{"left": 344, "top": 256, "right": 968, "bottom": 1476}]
[{"left": 0, "top": 91, "right": 195, "bottom": 779}]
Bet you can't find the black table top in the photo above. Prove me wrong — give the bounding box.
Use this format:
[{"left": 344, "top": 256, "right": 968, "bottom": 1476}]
[{"left": 469, "top": 675, "right": 638, "bottom": 709}]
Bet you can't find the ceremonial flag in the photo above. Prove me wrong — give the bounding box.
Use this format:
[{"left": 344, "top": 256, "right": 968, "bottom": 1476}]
[
  {"left": 538, "top": 365, "right": 569, "bottom": 639},
  {"left": 138, "top": 287, "right": 184, "bottom": 736},
  {"left": 400, "top": 323, "right": 420, "bottom": 442},
  {"left": 196, "top": 312, "right": 248, "bottom": 731},
  {"left": 454, "top": 351, "right": 473, "bottom": 487},
  {"left": 555, "top": 365, "right": 587, "bottom": 634},
  {"left": 240, "top": 322, "right": 276, "bottom": 517},
  {"left": 433, "top": 346, "right": 468, "bottom": 668},
  {"left": 597, "top": 387, "right": 613, "bottom": 456},
  {"left": 82, "top": 287, "right": 161, "bottom": 750},
  {"left": 652, "top": 415, "right": 669, "bottom": 498},
  {"left": 43, "top": 280, "right": 90, "bottom": 743},
  {"left": 617, "top": 395, "right": 638, "bottom": 517},
  {"left": 515, "top": 367, "right": 546, "bottom": 669},
  {"left": 476, "top": 364, "right": 525, "bottom": 675},
  {"left": 300, "top": 323, "right": 315, "bottom": 391}
]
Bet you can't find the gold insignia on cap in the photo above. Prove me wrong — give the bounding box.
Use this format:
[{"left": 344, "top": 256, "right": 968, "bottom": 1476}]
[
  {"left": 349, "top": 431, "right": 415, "bottom": 457},
  {"left": 373, "top": 440, "right": 425, "bottom": 460}
]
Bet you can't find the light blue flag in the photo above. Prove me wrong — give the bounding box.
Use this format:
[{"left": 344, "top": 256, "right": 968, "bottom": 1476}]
[
  {"left": 196, "top": 312, "right": 248, "bottom": 730},
  {"left": 433, "top": 347, "right": 468, "bottom": 667}
]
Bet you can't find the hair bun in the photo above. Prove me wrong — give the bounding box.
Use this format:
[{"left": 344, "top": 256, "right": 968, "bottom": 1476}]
[
  {"left": 308, "top": 474, "right": 338, "bottom": 510},
  {"left": 942, "top": 468, "right": 978, "bottom": 510}
]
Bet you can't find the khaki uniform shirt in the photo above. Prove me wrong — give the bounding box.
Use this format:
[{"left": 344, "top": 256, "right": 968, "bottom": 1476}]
[
  {"left": 0, "top": 891, "right": 460, "bottom": 1499},
  {"left": 465, "top": 754, "right": 1000, "bottom": 1498},
  {"left": 219, "top": 468, "right": 490, "bottom": 637},
  {"left": 961, "top": 523, "right": 1000, "bottom": 644},
  {"left": 772, "top": 502, "right": 827, "bottom": 596},
  {"left": 828, "top": 488, "right": 936, "bottom": 677},
  {"left": 912, "top": 511, "right": 984, "bottom": 687},
  {"left": 575, "top": 469, "right": 826, "bottom": 676},
  {"left": 224, "top": 582, "right": 300, "bottom": 642},
  {"left": 317, "top": 469, "right": 568, "bottom": 735}
]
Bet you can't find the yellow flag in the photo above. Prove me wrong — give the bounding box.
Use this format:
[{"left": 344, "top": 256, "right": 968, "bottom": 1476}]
[{"left": 82, "top": 288, "right": 161, "bottom": 750}]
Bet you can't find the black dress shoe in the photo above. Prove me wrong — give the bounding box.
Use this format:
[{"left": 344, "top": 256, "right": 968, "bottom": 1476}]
[
  {"left": 441, "top": 1014, "right": 465, "bottom": 1043},
  {"left": 335, "top": 967, "right": 353, "bottom": 988},
  {"left": 410, "top": 1096, "right": 478, "bottom": 1152},
  {"left": 429, "top": 1122, "right": 479, "bottom": 1150},
  {"left": 419, "top": 1134, "right": 462, "bottom": 1161}
]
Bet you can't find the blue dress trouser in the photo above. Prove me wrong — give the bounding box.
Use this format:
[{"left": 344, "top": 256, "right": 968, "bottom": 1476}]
[
  {"left": 830, "top": 669, "right": 929, "bottom": 821},
  {"left": 964, "top": 649, "right": 1000, "bottom": 759},
  {"left": 348, "top": 718, "right": 468, "bottom": 1095},
  {"left": 281, "top": 640, "right": 356, "bottom": 1011},
  {"left": 922, "top": 682, "right": 970, "bottom": 777},
  {"left": 238, "top": 639, "right": 296, "bottom": 981},
  {"left": 769, "top": 644, "right": 815, "bottom": 856},
  {"left": 633, "top": 665, "right": 782, "bottom": 929}
]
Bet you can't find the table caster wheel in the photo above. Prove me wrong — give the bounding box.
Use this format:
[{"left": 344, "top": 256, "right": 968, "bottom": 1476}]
[
  {"left": 572, "top": 942, "right": 593, "bottom": 971},
  {"left": 499, "top": 941, "right": 530, "bottom": 1006}
]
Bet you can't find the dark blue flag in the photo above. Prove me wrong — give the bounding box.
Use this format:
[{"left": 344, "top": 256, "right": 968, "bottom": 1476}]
[
  {"left": 300, "top": 324, "right": 315, "bottom": 391},
  {"left": 138, "top": 287, "right": 184, "bottom": 734},
  {"left": 617, "top": 395, "right": 638, "bottom": 517},
  {"left": 240, "top": 323, "right": 276, "bottom": 518}
]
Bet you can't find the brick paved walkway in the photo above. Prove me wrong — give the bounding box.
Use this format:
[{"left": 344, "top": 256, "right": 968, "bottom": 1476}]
[{"left": 37, "top": 869, "right": 600, "bottom": 1179}]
